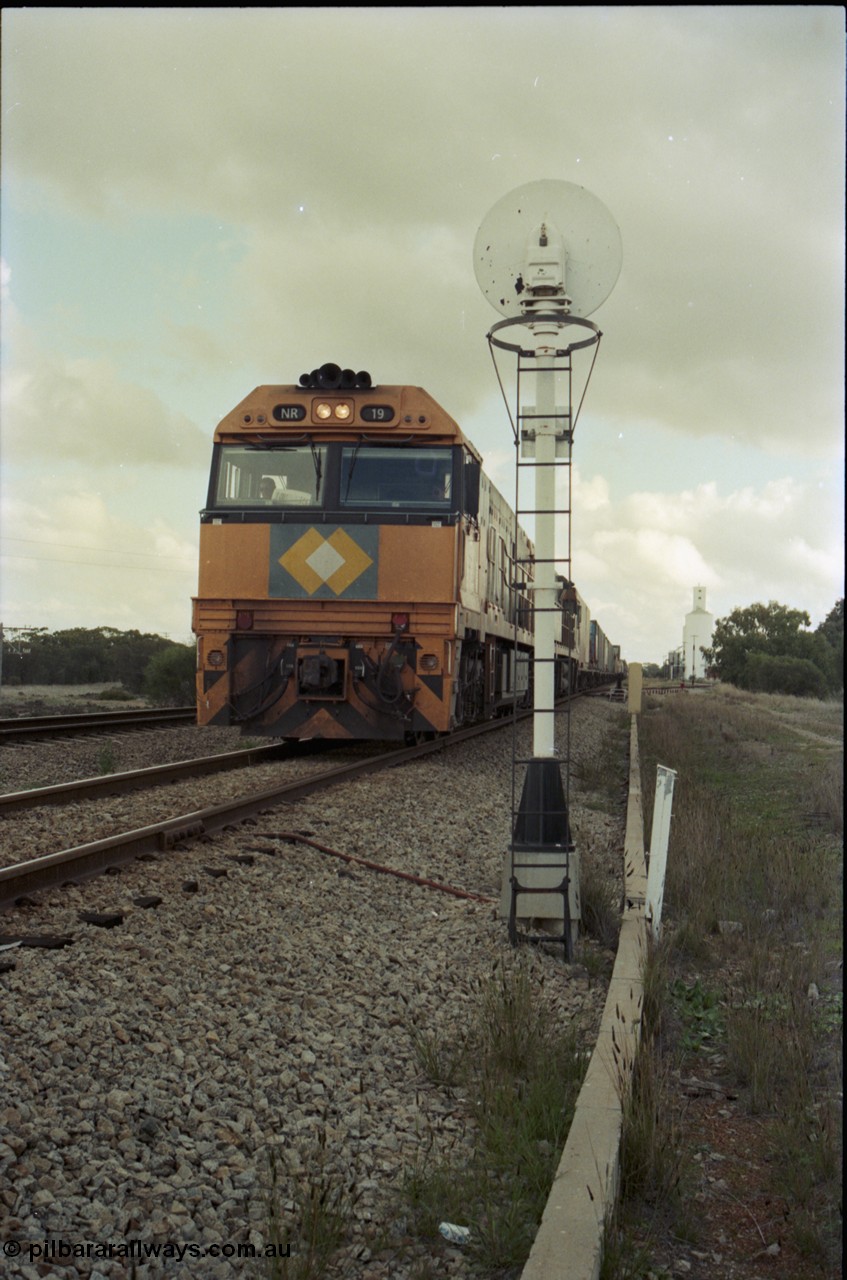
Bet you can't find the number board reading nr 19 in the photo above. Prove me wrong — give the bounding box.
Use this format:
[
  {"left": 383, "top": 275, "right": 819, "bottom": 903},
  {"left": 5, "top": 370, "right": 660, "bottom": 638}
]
[{"left": 360, "top": 405, "right": 395, "bottom": 423}]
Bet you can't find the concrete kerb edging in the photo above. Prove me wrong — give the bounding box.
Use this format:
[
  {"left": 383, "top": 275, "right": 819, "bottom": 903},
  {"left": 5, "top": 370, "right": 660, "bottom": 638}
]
[{"left": 520, "top": 715, "right": 647, "bottom": 1280}]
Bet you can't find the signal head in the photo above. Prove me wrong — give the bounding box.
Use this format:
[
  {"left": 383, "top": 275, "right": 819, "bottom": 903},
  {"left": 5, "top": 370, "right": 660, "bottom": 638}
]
[{"left": 474, "top": 180, "right": 622, "bottom": 320}]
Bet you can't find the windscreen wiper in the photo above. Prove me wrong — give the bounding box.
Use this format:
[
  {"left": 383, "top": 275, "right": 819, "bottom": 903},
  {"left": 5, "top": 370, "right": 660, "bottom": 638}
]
[
  {"left": 309, "top": 441, "right": 323, "bottom": 501},
  {"left": 343, "top": 441, "right": 363, "bottom": 502}
]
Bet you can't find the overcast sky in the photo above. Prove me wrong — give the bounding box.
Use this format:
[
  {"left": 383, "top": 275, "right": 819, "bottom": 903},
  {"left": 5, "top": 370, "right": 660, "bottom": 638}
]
[{"left": 1, "top": 6, "right": 844, "bottom": 665}]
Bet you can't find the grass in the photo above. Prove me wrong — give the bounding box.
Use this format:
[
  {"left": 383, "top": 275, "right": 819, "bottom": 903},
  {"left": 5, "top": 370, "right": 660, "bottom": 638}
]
[
  {"left": 573, "top": 707, "right": 630, "bottom": 810},
  {"left": 603, "top": 684, "right": 843, "bottom": 1277},
  {"left": 403, "top": 958, "right": 589, "bottom": 1274},
  {"left": 578, "top": 853, "right": 622, "bottom": 951},
  {"left": 265, "top": 1127, "right": 363, "bottom": 1280},
  {"left": 600, "top": 939, "right": 694, "bottom": 1280}
]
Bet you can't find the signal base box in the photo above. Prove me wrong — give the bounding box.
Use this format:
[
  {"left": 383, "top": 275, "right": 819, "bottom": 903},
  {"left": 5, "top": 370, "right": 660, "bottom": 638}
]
[{"left": 499, "top": 758, "right": 580, "bottom": 940}]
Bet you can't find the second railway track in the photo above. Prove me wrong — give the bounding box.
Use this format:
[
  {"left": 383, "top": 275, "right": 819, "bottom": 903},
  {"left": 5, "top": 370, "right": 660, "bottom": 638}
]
[
  {"left": 0, "top": 705, "right": 197, "bottom": 742},
  {"left": 0, "top": 740, "right": 332, "bottom": 815}
]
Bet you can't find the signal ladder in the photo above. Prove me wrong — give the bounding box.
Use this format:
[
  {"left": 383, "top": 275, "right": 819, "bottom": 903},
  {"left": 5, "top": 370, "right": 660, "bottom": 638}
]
[{"left": 507, "top": 345, "right": 579, "bottom": 958}]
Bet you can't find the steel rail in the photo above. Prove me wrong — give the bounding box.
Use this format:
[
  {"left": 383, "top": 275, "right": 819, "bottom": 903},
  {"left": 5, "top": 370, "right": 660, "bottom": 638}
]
[
  {"left": 0, "top": 711, "right": 534, "bottom": 911},
  {"left": 0, "top": 707, "right": 196, "bottom": 741},
  {"left": 0, "top": 741, "right": 301, "bottom": 814}
]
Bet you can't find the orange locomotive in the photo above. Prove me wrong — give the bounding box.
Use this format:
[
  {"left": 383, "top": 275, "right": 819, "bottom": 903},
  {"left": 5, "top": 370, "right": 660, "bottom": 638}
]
[{"left": 192, "top": 363, "right": 535, "bottom": 740}]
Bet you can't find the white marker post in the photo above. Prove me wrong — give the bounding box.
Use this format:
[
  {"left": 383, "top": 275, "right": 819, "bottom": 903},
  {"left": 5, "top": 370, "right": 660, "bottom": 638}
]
[{"left": 646, "top": 764, "right": 677, "bottom": 941}]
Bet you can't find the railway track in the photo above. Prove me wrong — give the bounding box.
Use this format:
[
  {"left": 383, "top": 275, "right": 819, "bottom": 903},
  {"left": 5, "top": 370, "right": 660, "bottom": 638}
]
[
  {"left": 0, "top": 705, "right": 196, "bottom": 742},
  {"left": 0, "top": 710, "right": 536, "bottom": 911},
  {"left": 0, "top": 739, "right": 327, "bottom": 814}
]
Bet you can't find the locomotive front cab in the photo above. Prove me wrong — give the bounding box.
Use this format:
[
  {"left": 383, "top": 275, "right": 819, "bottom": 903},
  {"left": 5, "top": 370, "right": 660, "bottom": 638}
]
[{"left": 192, "top": 372, "right": 483, "bottom": 740}]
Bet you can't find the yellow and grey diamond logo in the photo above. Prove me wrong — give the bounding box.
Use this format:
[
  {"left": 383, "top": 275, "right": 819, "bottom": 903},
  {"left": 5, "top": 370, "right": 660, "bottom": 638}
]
[{"left": 277, "top": 527, "right": 376, "bottom": 597}]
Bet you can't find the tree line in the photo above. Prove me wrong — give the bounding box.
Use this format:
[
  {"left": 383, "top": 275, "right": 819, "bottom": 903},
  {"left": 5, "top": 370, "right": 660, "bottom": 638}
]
[
  {"left": 703, "top": 598, "right": 843, "bottom": 698},
  {"left": 0, "top": 626, "right": 195, "bottom": 705},
  {"left": 2, "top": 600, "right": 842, "bottom": 705}
]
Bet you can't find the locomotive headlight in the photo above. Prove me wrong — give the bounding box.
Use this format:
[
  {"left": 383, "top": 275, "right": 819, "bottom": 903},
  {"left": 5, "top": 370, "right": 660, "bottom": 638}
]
[{"left": 314, "top": 400, "right": 352, "bottom": 421}]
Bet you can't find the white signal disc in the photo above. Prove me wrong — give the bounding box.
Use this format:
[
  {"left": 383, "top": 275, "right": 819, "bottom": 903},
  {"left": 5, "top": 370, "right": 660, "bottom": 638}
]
[{"left": 474, "top": 179, "right": 622, "bottom": 318}]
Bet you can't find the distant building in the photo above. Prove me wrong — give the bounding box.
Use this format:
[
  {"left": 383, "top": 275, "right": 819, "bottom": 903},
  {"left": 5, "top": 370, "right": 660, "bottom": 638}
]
[{"left": 683, "top": 586, "right": 714, "bottom": 679}]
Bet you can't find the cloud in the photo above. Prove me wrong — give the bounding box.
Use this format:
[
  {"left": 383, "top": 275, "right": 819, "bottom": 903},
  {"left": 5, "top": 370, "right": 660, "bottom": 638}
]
[
  {"left": 231, "top": 220, "right": 488, "bottom": 417},
  {"left": 0, "top": 485, "right": 198, "bottom": 639},
  {"left": 4, "top": 9, "right": 842, "bottom": 452},
  {"left": 1, "top": 319, "right": 209, "bottom": 467},
  {"left": 571, "top": 473, "right": 843, "bottom": 660}
]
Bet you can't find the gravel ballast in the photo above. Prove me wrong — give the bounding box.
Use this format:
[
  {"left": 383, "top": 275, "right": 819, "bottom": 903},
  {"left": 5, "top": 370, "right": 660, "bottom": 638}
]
[{"left": 1, "top": 696, "right": 628, "bottom": 1279}]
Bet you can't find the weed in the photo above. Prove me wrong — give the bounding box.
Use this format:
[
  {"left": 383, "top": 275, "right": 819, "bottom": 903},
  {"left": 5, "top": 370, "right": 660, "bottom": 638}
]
[
  {"left": 668, "top": 978, "right": 724, "bottom": 1053},
  {"left": 813, "top": 988, "right": 843, "bottom": 1037},
  {"left": 806, "top": 752, "right": 844, "bottom": 834},
  {"left": 468, "top": 1190, "right": 537, "bottom": 1271},
  {"left": 577, "top": 937, "right": 615, "bottom": 982},
  {"left": 579, "top": 855, "right": 622, "bottom": 951},
  {"left": 639, "top": 939, "right": 671, "bottom": 1042},
  {"left": 409, "top": 1025, "right": 470, "bottom": 1087},
  {"left": 97, "top": 741, "right": 116, "bottom": 775},
  {"left": 619, "top": 1040, "right": 674, "bottom": 1204},
  {"left": 265, "top": 1128, "right": 361, "bottom": 1280},
  {"left": 602, "top": 1213, "right": 672, "bottom": 1280},
  {"left": 403, "top": 957, "right": 588, "bottom": 1272},
  {"left": 403, "top": 1139, "right": 471, "bottom": 1239},
  {"left": 574, "top": 710, "right": 630, "bottom": 810}
]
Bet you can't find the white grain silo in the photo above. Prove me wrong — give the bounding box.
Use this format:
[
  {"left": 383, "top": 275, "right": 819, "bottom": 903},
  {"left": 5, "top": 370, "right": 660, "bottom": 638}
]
[{"left": 683, "top": 586, "right": 714, "bottom": 679}]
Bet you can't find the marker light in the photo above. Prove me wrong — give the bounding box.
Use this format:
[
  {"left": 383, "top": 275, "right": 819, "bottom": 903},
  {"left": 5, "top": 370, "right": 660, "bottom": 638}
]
[
  {"left": 236, "top": 610, "right": 254, "bottom": 630},
  {"left": 207, "top": 649, "right": 224, "bottom": 667},
  {"left": 391, "top": 612, "right": 410, "bottom": 632}
]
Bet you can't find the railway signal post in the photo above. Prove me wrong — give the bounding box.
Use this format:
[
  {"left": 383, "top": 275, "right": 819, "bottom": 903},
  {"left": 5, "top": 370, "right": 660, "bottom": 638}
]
[{"left": 473, "top": 180, "right": 622, "bottom": 957}]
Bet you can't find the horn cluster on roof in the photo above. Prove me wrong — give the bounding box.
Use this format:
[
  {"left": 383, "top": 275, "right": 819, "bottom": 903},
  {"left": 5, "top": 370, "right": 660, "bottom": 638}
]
[{"left": 299, "top": 363, "right": 372, "bottom": 390}]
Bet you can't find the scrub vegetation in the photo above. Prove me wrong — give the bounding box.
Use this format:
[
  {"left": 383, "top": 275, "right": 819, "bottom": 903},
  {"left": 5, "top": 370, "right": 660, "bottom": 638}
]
[
  {"left": 604, "top": 685, "right": 842, "bottom": 1279},
  {"left": 1, "top": 625, "right": 194, "bottom": 704},
  {"left": 703, "top": 598, "right": 843, "bottom": 697}
]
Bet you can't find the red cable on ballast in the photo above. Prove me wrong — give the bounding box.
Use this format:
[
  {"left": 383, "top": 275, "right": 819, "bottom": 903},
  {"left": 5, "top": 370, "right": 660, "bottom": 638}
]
[{"left": 274, "top": 831, "right": 496, "bottom": 904}]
